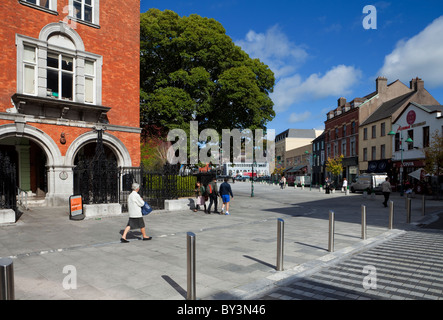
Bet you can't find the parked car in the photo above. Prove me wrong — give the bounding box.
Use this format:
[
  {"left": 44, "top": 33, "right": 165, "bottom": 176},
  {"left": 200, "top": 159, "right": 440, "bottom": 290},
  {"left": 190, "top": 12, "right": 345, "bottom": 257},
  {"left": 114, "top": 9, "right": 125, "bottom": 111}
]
[{"left": 350, "top": 173, "right": 388, "bottom": 194}]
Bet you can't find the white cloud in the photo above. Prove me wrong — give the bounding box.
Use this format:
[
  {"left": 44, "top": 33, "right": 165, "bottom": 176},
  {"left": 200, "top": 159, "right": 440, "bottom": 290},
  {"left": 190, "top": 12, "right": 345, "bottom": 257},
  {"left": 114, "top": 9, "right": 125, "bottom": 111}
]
[
  {"left": 289, "top": 111, "right": 311, "bottom": 123},
  {"left": 271, "top": 65, "right": 362, "bottom": 113},
  {"left": 378, "top": 16, "right": 443, "bottom": 88},
  {"left": 236, "top": 26, "right": 361, "bottom": 115},
  {"left": 236, "top": 25, "right": 308, "bottom": 78}
]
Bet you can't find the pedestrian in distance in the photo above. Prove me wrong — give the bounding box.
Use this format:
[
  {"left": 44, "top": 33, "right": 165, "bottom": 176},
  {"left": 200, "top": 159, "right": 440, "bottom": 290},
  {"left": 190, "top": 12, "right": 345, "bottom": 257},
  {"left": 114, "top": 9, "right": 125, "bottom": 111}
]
[
  {"left": 194, "top": 181, "right": 207, "bottom": 213},
  {"left": 121, "top": 183, "right": 152, "bottom": 243},
  {"left": 342, "top": 178, "right": 347, "bottom": 192},
  {"left": 382, "top": 177, "right": 392, "bottom": 207},
  {"left": 207, "top": 177, "right": 219, "bottom": 214},
  {"left": 219, "top": 178, "right": 234, "bottom": 215},
  {"left": 325, "top": 177, "right": 331, "bottom": 194},
  {"left": 279, "top": 175, "right": 286, "bottom": 189}
]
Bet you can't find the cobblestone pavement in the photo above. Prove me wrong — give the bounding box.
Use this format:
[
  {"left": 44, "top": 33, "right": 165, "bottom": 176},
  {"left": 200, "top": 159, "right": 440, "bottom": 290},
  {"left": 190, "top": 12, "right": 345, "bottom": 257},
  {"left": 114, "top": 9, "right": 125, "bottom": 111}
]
[{"left": 258, "top": 226, "right": 443, "bottom": 300}]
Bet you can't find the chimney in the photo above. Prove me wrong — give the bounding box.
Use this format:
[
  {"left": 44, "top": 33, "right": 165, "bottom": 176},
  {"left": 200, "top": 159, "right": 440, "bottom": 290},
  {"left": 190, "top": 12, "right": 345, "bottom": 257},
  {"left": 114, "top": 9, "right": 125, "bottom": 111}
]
[
  {"left": 338, "top": 97, "right": 346, "bottom": 107},
  {"left": 410, "top": 77, "right": 424, "bottom": 91},
  {"left": 376, "top": 76, "right": 387, "bottom": 94}
]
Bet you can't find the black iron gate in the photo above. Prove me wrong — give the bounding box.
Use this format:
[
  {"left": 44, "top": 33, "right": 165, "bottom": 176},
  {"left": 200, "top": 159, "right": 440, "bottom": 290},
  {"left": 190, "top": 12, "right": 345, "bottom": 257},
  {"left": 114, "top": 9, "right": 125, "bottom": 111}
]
[
  {"left": 73, "top": 130, "right": 119, "bottom": 205},
  {"left": 0, "top": 151, "right": 17, "bottom": 215}
]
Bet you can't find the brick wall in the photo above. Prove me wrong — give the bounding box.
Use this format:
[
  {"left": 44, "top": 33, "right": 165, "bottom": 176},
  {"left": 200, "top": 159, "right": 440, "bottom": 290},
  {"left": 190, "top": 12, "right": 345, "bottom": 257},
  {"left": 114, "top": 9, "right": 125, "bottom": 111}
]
[{"left": 0, "top": 0, "right": 141, "bottom": 165}]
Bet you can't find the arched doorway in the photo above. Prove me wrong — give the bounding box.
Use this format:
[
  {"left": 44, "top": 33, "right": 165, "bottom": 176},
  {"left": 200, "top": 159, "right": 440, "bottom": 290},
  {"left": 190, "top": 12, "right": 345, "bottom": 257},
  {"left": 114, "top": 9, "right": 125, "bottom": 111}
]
[
  {"left": 0, "top": 137, "right": 47, "bottom": 197},
  {"left": 73, "top": 139, "right": 118, "bottom": 197},
  {"left": 72, "top": 130, "right": 120, "bottom": 204}
]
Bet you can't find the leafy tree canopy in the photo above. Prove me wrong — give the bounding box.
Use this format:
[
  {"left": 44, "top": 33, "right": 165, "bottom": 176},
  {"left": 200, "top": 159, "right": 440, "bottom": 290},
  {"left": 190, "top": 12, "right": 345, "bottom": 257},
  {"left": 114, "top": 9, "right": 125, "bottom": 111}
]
[{"left": 140, "top": 9, "right": 275, "bottom": 136}]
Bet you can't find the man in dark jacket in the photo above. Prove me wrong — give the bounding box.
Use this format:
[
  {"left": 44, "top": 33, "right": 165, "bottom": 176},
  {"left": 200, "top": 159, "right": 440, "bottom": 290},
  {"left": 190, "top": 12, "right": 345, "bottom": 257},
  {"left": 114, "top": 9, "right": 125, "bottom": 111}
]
[
  {"left": 219, "top": 178, "right": 234, "bottom": 215},
  {"left": 207, "top": 177, "right": 219, "bottom": 214}
]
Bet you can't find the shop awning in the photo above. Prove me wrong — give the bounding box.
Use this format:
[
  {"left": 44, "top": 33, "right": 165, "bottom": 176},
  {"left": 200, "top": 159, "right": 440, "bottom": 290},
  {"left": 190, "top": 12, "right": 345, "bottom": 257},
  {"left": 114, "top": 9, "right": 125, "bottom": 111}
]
[{"left": 286, "top": 165, "right": 307, "bottom": 173}]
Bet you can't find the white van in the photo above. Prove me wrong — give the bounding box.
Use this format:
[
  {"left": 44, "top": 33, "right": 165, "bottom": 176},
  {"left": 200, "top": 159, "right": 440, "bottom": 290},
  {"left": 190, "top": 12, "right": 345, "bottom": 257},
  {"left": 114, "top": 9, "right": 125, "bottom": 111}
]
[{"left": 350, "top": 173, "right": 387, "bottom": 194}]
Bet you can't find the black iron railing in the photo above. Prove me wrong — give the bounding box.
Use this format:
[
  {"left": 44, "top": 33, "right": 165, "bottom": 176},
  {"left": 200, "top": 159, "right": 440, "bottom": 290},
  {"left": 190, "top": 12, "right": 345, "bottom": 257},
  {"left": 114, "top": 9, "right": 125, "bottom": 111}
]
[{"left": 0, "top": 152, "right": 17, "bottom": 213}]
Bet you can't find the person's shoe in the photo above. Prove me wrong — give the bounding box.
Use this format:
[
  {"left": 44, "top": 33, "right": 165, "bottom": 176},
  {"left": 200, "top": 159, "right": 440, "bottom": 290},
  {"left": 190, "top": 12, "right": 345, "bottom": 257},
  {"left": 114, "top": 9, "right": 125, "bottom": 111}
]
[
  {"left": 214, "top": 211, "right": 220, "bottom": 214},
  {"left": 120, "top": 238, "right": 129, "bottom": 243},
  {"left": 143, "top": 237, "right": 152, "bottom": 241},
  {"left": 225, "top": 211, "right": 230, "bottom": 215}
]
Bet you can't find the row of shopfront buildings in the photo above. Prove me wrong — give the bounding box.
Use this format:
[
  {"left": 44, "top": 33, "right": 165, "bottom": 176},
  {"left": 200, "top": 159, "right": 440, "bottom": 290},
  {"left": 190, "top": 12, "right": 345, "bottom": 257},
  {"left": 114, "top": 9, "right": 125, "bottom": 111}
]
[{"left": 277, "top": 76, "right": 443, "bottom": 190}]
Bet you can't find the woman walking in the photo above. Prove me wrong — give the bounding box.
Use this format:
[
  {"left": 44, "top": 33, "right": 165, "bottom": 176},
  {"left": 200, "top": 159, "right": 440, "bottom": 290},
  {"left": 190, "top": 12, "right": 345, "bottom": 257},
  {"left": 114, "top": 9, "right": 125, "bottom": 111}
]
[
  {"left": 194, "top": 181, "right": 207, "bottom": 212},
  {"left": 121, "top": 183, "right": 152, "bottom": 243}
]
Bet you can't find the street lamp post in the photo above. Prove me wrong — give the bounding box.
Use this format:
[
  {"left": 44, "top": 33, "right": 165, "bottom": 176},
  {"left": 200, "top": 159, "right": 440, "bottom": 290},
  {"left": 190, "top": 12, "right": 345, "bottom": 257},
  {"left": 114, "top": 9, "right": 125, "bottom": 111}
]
[
  {"left": 388, "top": 125, "right": 413, "bottom": 197},
  {"left": 251, "top": 161, "right": 256, "bottom": 197}
]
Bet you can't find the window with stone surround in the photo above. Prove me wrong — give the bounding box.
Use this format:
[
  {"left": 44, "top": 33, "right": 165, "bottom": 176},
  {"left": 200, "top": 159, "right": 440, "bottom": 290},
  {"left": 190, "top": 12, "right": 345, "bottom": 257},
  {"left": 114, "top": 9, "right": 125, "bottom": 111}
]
[
  {"left": 20, "top": 0, "right": 57, "bottom": 12},
  {"left": 16, "top": 24, "right": 102, "bottom": 105},
  {"left": 69, "top": 0, "right": 100, "bottom": 27}
]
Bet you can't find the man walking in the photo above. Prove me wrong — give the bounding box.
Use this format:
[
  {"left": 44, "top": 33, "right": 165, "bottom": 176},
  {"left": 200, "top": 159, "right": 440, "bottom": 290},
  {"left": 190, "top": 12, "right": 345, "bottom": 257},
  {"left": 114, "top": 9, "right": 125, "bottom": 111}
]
[
  {"left": 207, "top": 177, "right": 219, "bottom": 214},
  {"left": 219, "top": 178, "right": 234, "bottom": 215},
  {"left": 382, "top": 177, "right": 392, "bottom": 207}
]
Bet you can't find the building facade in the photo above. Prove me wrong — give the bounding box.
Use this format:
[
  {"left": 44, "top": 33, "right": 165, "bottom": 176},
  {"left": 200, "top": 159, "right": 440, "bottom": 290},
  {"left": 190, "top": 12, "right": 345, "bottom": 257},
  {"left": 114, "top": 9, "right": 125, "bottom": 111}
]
[
  {"left": 274, "top": 129, "right": 322, "bottom": 171},
  {"left": 311, "top": 131, "right": 325, "bottom": 185},
  {"left": 359, "top": 78, "right": 439, "bottom": 181},
  {"left": 0, "top": 0, "right": 141, "bottom": 206},
  {"left": 390, "top": 101, "right": 443, "bottom": 187},
  {"left": 324, "top": 77, "right": 414, "bottom": 182}
]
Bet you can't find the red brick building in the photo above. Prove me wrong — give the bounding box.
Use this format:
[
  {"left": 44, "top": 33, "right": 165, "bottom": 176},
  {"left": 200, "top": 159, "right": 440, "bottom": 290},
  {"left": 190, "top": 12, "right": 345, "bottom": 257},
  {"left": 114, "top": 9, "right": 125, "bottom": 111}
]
[
  {"left": 324, "top": 77, "right": 413, "bottom": 182},
  {"left": 0, "top": 0, "right": 141, "bottom": 206}
]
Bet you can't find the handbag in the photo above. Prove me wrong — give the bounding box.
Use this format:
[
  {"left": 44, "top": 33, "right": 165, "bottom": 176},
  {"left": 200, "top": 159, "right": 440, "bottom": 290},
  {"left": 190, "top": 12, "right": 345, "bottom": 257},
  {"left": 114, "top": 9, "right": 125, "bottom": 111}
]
[{"left": 141, "top": 201, "right": 153, "bottom": 216}]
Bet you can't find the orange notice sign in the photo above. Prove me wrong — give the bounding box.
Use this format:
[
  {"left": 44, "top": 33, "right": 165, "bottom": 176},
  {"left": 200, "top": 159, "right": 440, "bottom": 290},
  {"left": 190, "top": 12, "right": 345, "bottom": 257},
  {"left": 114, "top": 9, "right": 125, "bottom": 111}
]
[{"left": 70, "top": 195, "right": 83, "bottom": 216}]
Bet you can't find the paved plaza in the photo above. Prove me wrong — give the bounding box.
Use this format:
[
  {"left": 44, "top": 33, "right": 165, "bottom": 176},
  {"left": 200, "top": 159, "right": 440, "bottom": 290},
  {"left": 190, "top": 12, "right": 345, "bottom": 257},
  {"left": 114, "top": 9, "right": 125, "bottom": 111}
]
[{"left": 1, "top": 181, "right": 442, "bottom": 300}]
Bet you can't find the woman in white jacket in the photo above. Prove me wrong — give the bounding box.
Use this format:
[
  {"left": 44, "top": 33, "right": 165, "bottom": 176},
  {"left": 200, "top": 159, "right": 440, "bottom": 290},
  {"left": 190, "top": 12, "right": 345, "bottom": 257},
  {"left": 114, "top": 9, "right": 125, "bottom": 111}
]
[{"left": 121, "top": 183, "right": 152, "bottom": 242}]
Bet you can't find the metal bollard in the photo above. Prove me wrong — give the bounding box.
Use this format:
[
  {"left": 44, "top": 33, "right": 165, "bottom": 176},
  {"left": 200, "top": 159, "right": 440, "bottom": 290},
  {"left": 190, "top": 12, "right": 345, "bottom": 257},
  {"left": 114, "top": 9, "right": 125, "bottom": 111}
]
[
  {"left": 186, "top": 232, "right": 196, "bottom": 300},
  {"left": 0, "top": 258, "right": 14, "bottom": 300},
  {"left": 389, "top": 201, "right": 394, "bottom": 230},
  {"left": 422, "top": 195, "right": 426, "bottom": 216},
  {"left": 361, "top": 205, "right": 367, "bottom": 240},
  {"left": 406, "top": 198, "right": 412, "bottom": 223},
  {"left": 276, "top": 219, "right": 284, "bottom": 271},
  {"left": 328, "top": 211, "right": 335, "bottom": 252}
]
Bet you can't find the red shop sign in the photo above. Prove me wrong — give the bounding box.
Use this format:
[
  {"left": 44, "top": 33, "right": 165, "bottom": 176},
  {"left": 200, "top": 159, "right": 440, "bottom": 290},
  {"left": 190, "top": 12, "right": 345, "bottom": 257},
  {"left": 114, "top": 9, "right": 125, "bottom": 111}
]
[{"left": 406, "top": 110, "right": 416, "bottom": 125}]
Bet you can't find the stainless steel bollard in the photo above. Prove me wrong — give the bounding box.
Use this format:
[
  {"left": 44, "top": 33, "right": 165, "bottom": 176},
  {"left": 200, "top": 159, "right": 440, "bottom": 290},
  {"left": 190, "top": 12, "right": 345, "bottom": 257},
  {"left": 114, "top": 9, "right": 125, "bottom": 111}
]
[
  {"left": 186, "top": 232, "right": 196, "bottom": 300},
  {"left": 276, "top": 218, "right": 284, "bottom": 271},
  {"left": 389, "top": 201, "right": 394, "bottom": 230},
  {"left": 361, "top": 205, "right": 367, "bottom": 240},
  {"left": 328, "top": 211, "right": 335, "bottom": 252},
  {"left": 422, "top": 195, "right": 426, "bottom": 216},
  {"left": 406, "top": 198, "right": 412, "bottom": 223},
  {"left": 0, "top": 258, "right": 14, "bottom": 300}
]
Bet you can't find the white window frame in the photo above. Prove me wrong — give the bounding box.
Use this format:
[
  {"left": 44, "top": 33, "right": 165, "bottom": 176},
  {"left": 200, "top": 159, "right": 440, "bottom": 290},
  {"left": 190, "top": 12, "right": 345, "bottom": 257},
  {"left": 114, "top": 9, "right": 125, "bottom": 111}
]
[
  {"left": 46, "top": 52, "right": 76, "bottom": 101},
  {"left": 20, "top": 0, "right": 57, "bottom": 10},
  {"left": 16, "top": 33, "right": 102, "bottom": 105},
  {"left": 84, "top": 59, "right": 96, "bottom": 104},
  {"left": 69, "top": 0, "right": 100, "bottom": 26},
  {"left": 23, "top": 45, "right": 37, "bottom": 95}
]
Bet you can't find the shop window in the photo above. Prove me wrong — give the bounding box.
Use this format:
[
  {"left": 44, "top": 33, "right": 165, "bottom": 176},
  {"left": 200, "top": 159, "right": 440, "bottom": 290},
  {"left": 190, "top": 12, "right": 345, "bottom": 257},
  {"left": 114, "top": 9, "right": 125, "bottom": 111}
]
[
  {"left": 407, "top": 130, "right": 414, "bottom": 150},
  {"left": 423, "top": 126, "right": 430, "bottom": 148}
]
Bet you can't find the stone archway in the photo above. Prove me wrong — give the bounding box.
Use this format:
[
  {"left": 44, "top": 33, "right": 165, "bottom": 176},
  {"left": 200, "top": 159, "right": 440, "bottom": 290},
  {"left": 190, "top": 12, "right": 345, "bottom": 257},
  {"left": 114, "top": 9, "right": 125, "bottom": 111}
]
[
  {"left": 65, "top": 130, "right": 133, "bottom": 168},
  {"left": 0, "top": 123, "right": 69, "bottom": 206}
]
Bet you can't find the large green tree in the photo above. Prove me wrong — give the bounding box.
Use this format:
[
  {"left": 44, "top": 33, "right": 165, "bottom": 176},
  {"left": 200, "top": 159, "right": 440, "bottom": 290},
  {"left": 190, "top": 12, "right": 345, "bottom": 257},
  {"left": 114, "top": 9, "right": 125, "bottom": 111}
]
[{"left": 140, "top": 9, "right": 275, "bottom": 136}]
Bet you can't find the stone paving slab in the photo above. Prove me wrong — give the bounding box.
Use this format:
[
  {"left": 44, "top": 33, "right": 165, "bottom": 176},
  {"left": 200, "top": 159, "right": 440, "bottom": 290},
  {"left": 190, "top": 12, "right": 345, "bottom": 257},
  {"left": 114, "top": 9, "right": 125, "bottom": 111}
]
[{"left": 1, "top": 182, "right": 442, "bottom": 300}]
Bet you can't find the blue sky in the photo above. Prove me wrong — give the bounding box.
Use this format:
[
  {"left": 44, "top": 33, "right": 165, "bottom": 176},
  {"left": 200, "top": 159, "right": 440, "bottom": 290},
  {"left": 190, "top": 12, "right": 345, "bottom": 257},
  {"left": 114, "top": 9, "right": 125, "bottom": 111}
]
[{"left": 140, "top": 0, "right": 443, "bottom": 135}]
